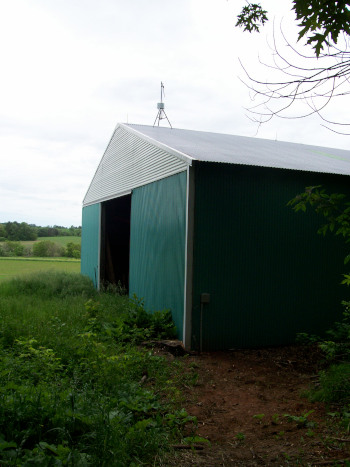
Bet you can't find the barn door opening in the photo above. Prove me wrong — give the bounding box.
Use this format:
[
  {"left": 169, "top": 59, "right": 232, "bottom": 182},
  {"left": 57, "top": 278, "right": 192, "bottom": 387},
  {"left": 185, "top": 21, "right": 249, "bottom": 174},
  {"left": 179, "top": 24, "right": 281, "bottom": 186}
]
[{"left": 100, "top": 194, "right": 131, "bottom": 291}]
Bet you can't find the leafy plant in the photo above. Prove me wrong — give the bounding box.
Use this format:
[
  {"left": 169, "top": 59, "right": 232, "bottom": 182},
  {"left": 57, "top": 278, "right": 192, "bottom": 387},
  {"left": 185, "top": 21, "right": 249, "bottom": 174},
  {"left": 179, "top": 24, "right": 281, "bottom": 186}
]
[
  {"left": 114, "top": 295, "right": 177, "bottom": 344},
  {"left": 284, "top": 410, "right": 316, "bottom": 428},
  {"left": 271, "top": 413, "right": 280, "bottom": 425},
  {"left": 236, "top": 432, "right": 245, "bottom": 441},
  {"left": 253, "top": 413, "right": 265, "bottom": 420},
  {"left": 311, "top": 363, "right": 350, "bottom": 405}
]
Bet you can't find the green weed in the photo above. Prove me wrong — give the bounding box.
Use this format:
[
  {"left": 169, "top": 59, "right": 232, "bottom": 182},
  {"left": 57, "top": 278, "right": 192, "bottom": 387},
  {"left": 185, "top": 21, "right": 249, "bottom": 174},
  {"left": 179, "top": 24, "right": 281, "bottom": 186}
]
[
  {"left": 284, "top": 410, "right": 317, "bottom": 428},
  {"left": 271, "top": 413, "right": 280, "bottom": 425},
  {"left": 112, "top": 294, "right": 177, "bottom": 344},
  {"left": 253, "top": 413, "right": 265, "bottom": 420},
  {"left": 0, "top": 272, "right": 195, "bottom": 465},
  {"left": 274, "top": 430, "right": 285, "bottom": 440}
]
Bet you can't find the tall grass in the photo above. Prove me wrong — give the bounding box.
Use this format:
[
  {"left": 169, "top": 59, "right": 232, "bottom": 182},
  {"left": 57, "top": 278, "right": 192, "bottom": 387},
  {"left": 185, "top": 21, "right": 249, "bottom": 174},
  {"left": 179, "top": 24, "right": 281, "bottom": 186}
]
[{"left": 0, "top": 272, "right": 198, "bottom": 466}]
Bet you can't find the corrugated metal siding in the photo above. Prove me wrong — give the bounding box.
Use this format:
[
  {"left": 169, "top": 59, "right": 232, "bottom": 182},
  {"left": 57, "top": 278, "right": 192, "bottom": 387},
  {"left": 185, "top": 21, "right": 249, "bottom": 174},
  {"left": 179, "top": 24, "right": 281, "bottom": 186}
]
[
  {"left": 192, "top": 163, "right": 348, "bottom": 350},
  {"left": 129, "top": 172, "right": 187, "bottom": 339},
  {"left": 83, "top": 126, "right": 188, "bottom": 206},
  {"left": 81, "top": 203, "right": 100, "bottom": 288}
]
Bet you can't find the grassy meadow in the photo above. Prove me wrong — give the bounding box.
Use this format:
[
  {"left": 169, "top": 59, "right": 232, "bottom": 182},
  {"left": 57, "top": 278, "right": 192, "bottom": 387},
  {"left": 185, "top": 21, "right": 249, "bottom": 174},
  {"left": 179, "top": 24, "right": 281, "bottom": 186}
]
[
  {"left": 0, "top": 257, "right": 80, "bottom": 283},
  {"left": 20, "top": 235, "right": 81, "bottom": 249},
  {"left": 0, "top": 236, "right": 82, "bottom": 282}
]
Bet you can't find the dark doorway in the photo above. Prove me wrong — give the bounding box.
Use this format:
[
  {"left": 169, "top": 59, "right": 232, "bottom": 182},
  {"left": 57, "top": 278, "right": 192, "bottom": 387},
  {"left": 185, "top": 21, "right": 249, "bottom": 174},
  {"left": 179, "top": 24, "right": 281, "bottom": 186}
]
[{"left": 100, "top": 194, "right": 131, "bottom": 291}]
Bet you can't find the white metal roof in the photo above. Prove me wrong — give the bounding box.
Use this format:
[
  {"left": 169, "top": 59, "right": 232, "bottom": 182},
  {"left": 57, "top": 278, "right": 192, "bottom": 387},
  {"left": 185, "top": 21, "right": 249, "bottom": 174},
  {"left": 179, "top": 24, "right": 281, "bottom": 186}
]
[{"left": 123, "top": 123, "right": 350, "bottom": 176}]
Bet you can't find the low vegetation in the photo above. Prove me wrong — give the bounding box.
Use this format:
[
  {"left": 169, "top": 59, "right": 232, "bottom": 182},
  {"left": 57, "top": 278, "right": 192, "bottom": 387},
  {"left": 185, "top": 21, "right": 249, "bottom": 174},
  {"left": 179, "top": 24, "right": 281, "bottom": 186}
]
[
  {"left": 0, "top": 272, "right": 198, "bottom": 466},
  {"left": 0, "top": 237, "right": 81, "bottom": 259},
  {"left": 298, "top": 301, "right": 350, "bottom": 432},
  {"left": 0, "top": 258, "right": 80, "bottom": 284}
]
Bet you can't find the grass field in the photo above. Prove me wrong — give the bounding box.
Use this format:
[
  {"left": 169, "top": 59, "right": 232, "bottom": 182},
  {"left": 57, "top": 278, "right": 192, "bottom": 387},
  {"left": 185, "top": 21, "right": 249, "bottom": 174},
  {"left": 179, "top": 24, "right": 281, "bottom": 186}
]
[
  {"left": 0, "top": 257, "right": 80, "bottom": 282},
  {"left": 19, "top": 235, "right": 81, "bottom": 249}
]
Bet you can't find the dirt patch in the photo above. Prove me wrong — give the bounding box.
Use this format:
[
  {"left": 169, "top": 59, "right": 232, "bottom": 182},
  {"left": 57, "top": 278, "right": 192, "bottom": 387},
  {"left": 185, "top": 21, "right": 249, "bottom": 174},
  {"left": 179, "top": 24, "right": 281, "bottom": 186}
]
[{"left": 166, "top": 346, "right": 350, "bottom": 466}]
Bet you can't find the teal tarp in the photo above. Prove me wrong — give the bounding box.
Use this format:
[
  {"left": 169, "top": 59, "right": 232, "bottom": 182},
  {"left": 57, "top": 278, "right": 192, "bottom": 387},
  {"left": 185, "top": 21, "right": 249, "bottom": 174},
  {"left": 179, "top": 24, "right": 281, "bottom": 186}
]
[
  {"left": 81, "top": 204, "right": 100, "bottom": 288},
  {"left": 129, "top": 172, "right": 187, "bottom": 339}
]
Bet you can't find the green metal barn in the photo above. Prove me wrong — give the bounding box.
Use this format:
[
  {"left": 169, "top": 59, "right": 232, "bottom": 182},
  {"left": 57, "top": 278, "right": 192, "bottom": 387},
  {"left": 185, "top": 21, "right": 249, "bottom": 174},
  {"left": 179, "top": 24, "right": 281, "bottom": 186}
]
[{"left": 81, "top": 123, "right": 350, "bottom": 350}]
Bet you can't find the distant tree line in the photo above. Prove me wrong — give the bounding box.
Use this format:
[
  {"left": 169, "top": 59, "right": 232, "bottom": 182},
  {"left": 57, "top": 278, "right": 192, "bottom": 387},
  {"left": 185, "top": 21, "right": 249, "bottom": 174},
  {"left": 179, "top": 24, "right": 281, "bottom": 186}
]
[
  {"left": 0, "top": 240, "right": 80, "bottom": 259},
  {"left": 0, "top": 222, "right": 81, "bottom": 242}
]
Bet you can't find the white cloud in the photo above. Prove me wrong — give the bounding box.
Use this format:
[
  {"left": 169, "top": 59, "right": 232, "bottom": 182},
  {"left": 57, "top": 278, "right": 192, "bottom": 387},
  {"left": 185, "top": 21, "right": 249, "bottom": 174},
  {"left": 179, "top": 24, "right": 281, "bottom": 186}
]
[{"left": 0, "top": 0, "right": 348, "bottom": 226}]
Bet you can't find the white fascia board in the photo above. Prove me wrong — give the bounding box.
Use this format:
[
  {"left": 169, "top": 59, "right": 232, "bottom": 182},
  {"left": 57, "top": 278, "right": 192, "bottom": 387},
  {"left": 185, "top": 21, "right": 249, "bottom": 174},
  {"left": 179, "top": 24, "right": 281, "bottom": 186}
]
[
  {"left": 120, "top": 123, "right": 194, "bottom": 166},
  {"left": 83, "top": 190, "right": 132, "bottom": 207}
]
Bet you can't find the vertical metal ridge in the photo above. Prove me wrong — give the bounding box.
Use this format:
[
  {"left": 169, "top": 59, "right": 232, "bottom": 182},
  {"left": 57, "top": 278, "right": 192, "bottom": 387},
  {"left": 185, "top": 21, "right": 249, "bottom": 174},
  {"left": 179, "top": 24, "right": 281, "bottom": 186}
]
[{"left": 183, "top": 165, "right": 195, "bottom": 349}]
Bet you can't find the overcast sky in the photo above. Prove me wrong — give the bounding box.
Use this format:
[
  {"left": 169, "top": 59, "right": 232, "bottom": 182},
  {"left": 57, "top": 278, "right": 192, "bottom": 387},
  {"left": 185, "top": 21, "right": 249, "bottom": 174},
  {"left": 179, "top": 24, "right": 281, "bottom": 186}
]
[{"left": 0, "top": 0, "right": 349, "bottom": 227}]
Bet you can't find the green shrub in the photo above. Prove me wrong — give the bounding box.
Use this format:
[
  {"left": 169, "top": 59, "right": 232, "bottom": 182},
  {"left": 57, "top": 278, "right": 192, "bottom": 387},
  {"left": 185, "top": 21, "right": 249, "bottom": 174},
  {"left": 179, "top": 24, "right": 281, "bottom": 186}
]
[
  {"left": 64, "top": 241, "right": 81, "bottom": 258},
  {"left": 33, "top": 240, "right": 64, "bottom": 257},
  {"left": 114, "top": 295, "right": 177, "bottom": 343},
  {"left": 311, "top": 363, "right": 350, "bottom": 404},
  {"left": 0, "top": 241, "right": 25, "bottom": 257},
  {"left": 300, "top": 302, "right": 350, "bottom": 407}
]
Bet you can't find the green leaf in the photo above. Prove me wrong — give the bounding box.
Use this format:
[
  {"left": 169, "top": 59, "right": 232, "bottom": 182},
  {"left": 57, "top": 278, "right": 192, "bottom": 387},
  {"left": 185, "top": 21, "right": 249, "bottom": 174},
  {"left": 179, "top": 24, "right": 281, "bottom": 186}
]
[
  {"left": 0, "top": 440, "right": 17, "bottom": 451},
  {"left": 341, "top": 274, "right": 350, "bottom": 286},
  {"left": 236, "top": 3, "right": 268, "bottom": 33}
]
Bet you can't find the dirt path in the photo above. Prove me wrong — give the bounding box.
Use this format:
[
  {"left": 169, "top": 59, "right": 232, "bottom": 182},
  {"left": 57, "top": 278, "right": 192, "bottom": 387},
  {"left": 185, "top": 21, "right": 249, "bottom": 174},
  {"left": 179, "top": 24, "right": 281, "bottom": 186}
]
[{"left": 167, "top": 346, "right": 350, "bottom": 466}]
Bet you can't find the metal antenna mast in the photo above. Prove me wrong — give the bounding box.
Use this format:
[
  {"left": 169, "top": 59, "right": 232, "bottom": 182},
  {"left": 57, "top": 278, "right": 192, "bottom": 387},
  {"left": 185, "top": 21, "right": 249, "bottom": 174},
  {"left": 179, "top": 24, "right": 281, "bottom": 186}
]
[{"left": 153, "top": 82, "right": 172, "bottom": 128}]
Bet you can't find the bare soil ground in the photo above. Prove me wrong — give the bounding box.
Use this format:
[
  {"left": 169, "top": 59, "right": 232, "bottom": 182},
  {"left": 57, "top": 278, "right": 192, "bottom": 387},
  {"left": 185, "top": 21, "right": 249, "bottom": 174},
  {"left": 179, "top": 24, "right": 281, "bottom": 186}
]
[{"left": 166, "top": 346, "right": 350, "bottom": 466}]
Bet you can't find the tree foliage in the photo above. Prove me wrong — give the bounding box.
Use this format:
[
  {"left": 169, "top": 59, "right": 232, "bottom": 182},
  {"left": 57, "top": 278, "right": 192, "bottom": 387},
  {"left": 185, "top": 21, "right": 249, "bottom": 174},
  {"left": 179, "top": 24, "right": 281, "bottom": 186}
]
[
  {"left": 294, "top": 0, "right": 350, "bottom": 56},
  {"left": 237, "top": 1, "right": 350, "bottom": 56},
  {"left": 236, "top": 3, "right": 268, "bottom": 33},
  {"left": 288, "top": 186, "right": 350, "bottom": 281},
  {"left": 236, "top": 1, "right": 350, "bottom": 132},
  {"left": 4, "top": 222, "right": 37, "bottom": 241},
  {"left": 37, "top": 227, "right": 59, "bottom": 237},
  {"left": 0, "top": 222, "right": 81, "bottom": 241},
  {"left": 65, "top": 242, "right": 81, "bottom": 259}
]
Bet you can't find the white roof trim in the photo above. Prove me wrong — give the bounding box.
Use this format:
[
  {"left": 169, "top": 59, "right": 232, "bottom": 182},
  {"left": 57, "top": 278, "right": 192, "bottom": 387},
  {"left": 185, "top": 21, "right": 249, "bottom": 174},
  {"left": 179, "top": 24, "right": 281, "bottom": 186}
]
[{"left": 83, "top": 190, "right": 132, "bottom": 207}]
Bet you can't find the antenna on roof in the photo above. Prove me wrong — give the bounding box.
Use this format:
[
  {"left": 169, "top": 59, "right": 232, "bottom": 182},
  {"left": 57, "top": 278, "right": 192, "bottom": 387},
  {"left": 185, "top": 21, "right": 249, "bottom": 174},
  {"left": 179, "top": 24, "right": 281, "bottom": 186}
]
[{"left": 153, "top": 82, "right": 172, "bottom": 128}]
